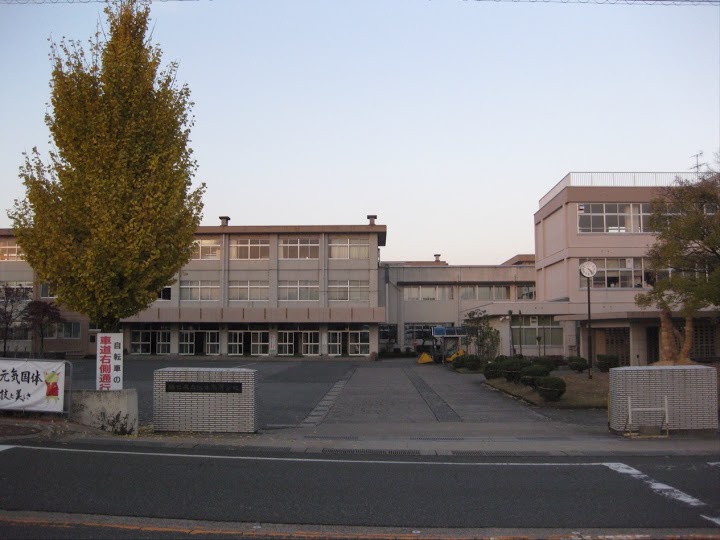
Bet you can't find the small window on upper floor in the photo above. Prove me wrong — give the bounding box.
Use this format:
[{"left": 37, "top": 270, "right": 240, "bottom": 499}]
[
  {"left": 0, "top": 239, "right": 25, "bottom": 261},
  {"left": 279, "top": 237, "right": 319, "bottom": 260},
  {"left": 190, "top": 238, "right": 221, "bottom": 260},
  {"left": 40, "top": 283, "right": 57, "bottom": 298},
  {"left": 157, "top": 287, "right": 172, "bottom": 301},
  {"left": 328, "top": 236, "right": 369, "bottom": 260},
  {"left": 230, "top": 238, "right": 269, "bottom": 260}
]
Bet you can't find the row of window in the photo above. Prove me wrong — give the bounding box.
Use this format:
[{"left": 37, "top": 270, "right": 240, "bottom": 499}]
[
  {"left": 6, "top": 322, "right": 81, "bottom": 340},
  {"left": 130, "top": 328, "right": 370, "bottom": 356},
  {"left": 403, "top": 285, "right": 535, "bottom": 302},
  {"left": 578, "top": 203, "right": 653, "bottom": 234},
  {"left": 191, "top": 236, "right": 370, "bottom": 261},
  {"left": 579, "top": 258, "right": 654, "bottom": 289},
  {"left": 177, "top": 280, "right": 371, "bottom": 302}
]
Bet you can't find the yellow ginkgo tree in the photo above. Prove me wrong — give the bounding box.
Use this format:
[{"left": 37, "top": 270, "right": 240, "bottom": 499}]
[{"left": 9, "top": 0, "right": 205, "bottom": 332}]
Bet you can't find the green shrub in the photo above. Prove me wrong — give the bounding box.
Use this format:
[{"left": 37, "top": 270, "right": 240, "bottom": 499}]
[
  {"left": 535, "top": 377, "right": 566, "bottom": 401},
  {"left": 521, "top": 364, "right": 552, "bottom": 378},
  {"left": 520, "top": 375, "right": 538, "bottom": 388},
  {"left": 464, "top": 355, "right": 482, "bottom": 371},
  {"left": 484, "top": 360, "right": 506, "bottom": 380},
  {"left": 533, "top": 357, "right": 557, "bottom": 371},
  {"left": 452, "top": 356, "right": 465, "bottom": 370},
  {"left": 567, "top": 356, "right": 588, "bottom": 373},
  {"left": 503, "top": 359, "right": 531, "bottom": 383}
]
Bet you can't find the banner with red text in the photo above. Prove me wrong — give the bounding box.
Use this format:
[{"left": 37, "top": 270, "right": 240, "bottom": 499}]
[{"left": 97, "top": 333, "right": 123, "bottom": 391}]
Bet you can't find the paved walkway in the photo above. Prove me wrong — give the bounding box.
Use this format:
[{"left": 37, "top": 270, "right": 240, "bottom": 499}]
[{"left": 1, "top": 360, "right": 718, "bottom": 456}]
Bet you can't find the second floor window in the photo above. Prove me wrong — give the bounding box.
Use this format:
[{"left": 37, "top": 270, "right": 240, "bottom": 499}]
[
  {"left": 459, "top": 285, "right": 509, "bottom": 301},
  {"left": 404, "top": 285, "right": 453, "bottom": 301},
  {"left": 278, "top": 280, "right": 319, "bottom": 301},
  {"left": 279, "top": 238, "right": 319, "bottom": 260},
  {"left": 228, "top": 280, "right": 269, "bottom": 301},
  {"left": 230, "top": 238, "right": 269, "bottom": 260},
  {"left": 191, "top": 238, "right": 221, "bottom": 260},
  {"left": 328, "top": 280, "right": 370, "bottom": 301},
  {"left": 0, "top": 239, "right": 24, "bottom": 261},
  {"left": 578, "top": 203, "right": 653, "bottom": 234},
  {"left": 180, "top": 280, "right": 220, "bottom": 301},
  {"left": 328, "top": 237, "right": 369, "bottom": 259}
]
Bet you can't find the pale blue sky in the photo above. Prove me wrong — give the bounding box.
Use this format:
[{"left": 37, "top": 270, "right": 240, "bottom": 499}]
[{"left": 1, "top": 0, "right": 718, "bottom": 264}]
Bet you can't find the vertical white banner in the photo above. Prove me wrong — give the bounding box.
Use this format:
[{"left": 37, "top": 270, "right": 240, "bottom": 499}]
[{"left": 97, "top": 333, "right": 123, "bottom": 391}]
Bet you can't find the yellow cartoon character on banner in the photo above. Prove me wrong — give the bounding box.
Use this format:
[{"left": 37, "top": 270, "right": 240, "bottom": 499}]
[{"left": 44, "top": 371, "right": 60, "bottom": 401}]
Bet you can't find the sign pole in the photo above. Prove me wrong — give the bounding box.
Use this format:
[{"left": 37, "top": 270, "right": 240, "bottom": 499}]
[
  {"left": 579, "top": 261, "right": 597, "bottom": 381},
  {"left": 587, "top": 275, "right": 593, "bottom": 380}
]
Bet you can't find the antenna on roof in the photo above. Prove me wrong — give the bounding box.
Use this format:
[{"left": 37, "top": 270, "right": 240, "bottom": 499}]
[{"left": 690, "top": 151, "right": 706, "bottom": 175}]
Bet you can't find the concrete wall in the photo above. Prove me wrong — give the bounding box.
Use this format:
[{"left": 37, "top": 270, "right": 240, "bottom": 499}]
[{"left": 70, "top": 389, "right": 138, "bottom": 435}]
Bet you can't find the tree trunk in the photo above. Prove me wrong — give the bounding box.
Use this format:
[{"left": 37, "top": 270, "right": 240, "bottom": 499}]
[
  {"left": 658, "top": 309, "right": 678, "bottom": 364},
  {"left": 677, "top": 316, "right": 696, "bottom": 364}
]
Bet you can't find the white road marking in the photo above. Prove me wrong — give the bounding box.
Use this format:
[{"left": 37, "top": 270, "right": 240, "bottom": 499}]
[
  {"left": 3, "top": 447, "right": 719, "bottom": 526},
  {"left": 708, "top": 462, "right": 720, "bottom": 467},
  {"left": 604, "top": 462, "right": 720, "bottom": 526}
]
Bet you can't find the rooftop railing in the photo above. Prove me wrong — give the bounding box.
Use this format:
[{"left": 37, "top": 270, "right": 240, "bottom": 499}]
[{"left": 538, "top": 172, "right": 699, "bottom": 209}]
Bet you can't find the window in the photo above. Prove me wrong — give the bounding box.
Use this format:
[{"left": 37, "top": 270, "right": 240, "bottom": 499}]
[
  {"left": 302, "top": 331, "right": 320, "bottom": 355},
  {"left": 328, "top": 280, "right": 370, "bottom": 301},
  {"left": 278, "top": 280, "right": 319, "bottom": 301},
  {"left": 511, "top": 316, "right": 562, "bottom": 348},
  {"left": 228, "top": 331, "right": 244, "bottom": 355},
  {"left": 190, "top": 238, "right": 221, "bottom": 260},
  {"left": 518, "top": 285, "right": 536, "bottom": 301},
  {"left": 49, "top": 322, "right": 80, "bottom": 339},
  {"left": 179, "top": 331, "right": 194, "bottom": 355},
  {"left": 230, "top": 238, "right": 269, "bottom": 260},
  {"left": 40, "top": 283, "right": 56, "bottom": 298},
  {"left": 578, "top": 203, "right": 653, "bottom": 234},
  {"left": 0, "top": 239, "right": 24, "bottom": 261},
  {"left": 228, "top": 280, "right": 269, "bottom": 301},
  {"left": 458, "top": 285, "right": 509, "bottom": 301},
  {"left": 279, "top": 237, "right": 319, "bottom": 259},
  {"left": 205, "top": 331, "right": 220, "bottom": 355},
  {"left": 403, "top": 323, "right": 451, "bottom": 347},
  {"left": 156, "top": 331, "right": 171, "bottom": 355},
  {"left": 403, "top": 286, "right": 453, "bottom": 301},
  {"left": 348, "top": 331, "right": 370, "bottom": 355},
  {"left": 251, "top": 331, "right": 269, "bottom": 355},
  {"left": 157, "top": 287, "right": 172, "bottom": 301},
  {"left": 580, "top": 258, "right": 652, "bottom": 289},
  {"left": 278, "top": 331, "right": 295, "bottom": 356},
  {"left": 180, "top": 280, "right": 220, "bottom": 301},
  {"left": 328, "top": 236, "right": 369, "bottom": 259},
  {"left": 131, "top": 331, "right": 152, "bottom": 354},
  {"left": 0, "top": 281, "right": 32, "bottom": 298}
]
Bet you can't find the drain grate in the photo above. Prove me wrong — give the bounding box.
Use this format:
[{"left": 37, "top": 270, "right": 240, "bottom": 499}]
[{"left": 321, "top": 448, "right": 421, "bottom": 456}]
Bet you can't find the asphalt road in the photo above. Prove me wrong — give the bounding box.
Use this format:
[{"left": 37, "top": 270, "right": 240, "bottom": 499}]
[{"left": 0, "top": 445, "right": 718, "bottom": 531}]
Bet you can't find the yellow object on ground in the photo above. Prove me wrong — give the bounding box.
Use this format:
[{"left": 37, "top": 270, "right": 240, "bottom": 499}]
[
  {"left": 417, "top": 352, "right": 434, "bottom": 364},
  {"left": 446, "top": 349, "right": 466, "bottom": 363}
]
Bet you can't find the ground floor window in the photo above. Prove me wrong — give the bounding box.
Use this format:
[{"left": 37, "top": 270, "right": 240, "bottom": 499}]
[
  {"left": 403, "top": 323, "right": 451, "bottom": 348},
  {"left": 302, "top": 331, "right": 320, "bottom": 355},
  {"left": 511, "top": 315, "right": 563, "bottom": 350},
  {"left": 179, "top": 331, "right": 194, "bottom": 355},
  {"left": 228, "top": 331, "right": 244, "bottom": 356},
  {"left": 349, "top": 331, "right": 370, "bottom": 355},
  {"left": 251, "top": 331, "right": 269, "bottom": 355}
]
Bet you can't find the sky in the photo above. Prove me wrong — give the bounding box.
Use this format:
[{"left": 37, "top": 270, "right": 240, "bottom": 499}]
[{"left": 0, "top": 0, "right": 718, "bottom": 265}]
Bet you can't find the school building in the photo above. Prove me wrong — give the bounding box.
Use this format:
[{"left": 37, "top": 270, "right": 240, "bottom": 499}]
[{"left": 1, "top": 171, "right": 717, "bottom": 364}]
